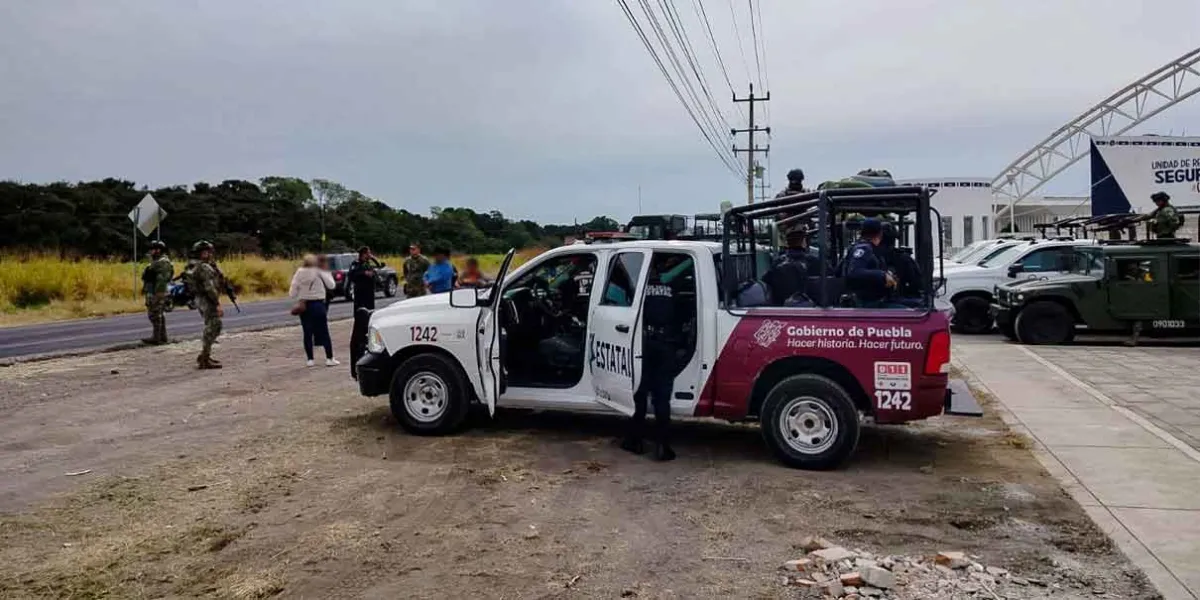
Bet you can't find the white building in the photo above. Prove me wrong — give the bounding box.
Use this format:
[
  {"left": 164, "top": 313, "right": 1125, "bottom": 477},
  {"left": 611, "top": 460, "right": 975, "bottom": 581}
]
[{"left": 899, "top": 177, "right": 1091, "bottom": 255}]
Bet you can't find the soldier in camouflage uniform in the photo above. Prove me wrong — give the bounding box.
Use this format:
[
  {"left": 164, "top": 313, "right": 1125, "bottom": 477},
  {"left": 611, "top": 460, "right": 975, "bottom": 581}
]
[
  {"left": 1150, "top": 192, "right": 1183, "bottom": 238},
  {"left": 190, "top": 240, "right": 225, "bottom": 369},
  {"left": 141, "top": 240, "right": 174, "bottom": 345},
  {"left": 402, "top": 243, "right": 431, "bottom": 297}
]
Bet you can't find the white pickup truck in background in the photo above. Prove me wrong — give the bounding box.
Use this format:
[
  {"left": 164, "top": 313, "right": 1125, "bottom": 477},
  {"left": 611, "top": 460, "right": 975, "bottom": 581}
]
[{"left": 937, "top": 239, "right": 1099, "bottom": 333}]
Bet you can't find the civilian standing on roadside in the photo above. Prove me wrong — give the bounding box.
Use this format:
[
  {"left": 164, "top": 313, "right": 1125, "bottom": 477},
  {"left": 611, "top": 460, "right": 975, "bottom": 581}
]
[
  {"left": 423, "top": 247, "right": 456, "bottom": 294},
  {"left": 456, "top": 257, "right": 492, "bottom": 288},
  {"left": 289, "top": 254, "right": 340, "bottom": 367}
]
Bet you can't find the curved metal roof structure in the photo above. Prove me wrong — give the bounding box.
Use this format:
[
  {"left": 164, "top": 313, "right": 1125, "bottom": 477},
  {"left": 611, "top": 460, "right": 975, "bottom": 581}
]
[{"left": 992, "top": 47, "right": 1200, "bottom": 225}]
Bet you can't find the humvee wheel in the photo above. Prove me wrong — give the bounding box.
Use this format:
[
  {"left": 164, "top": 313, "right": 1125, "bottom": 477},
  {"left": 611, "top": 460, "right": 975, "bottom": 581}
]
[
  {"left": 1015, "top": 301, "right": 1074, "bottom": 345},
  {"left": 390, "top": 354, "right": 472, "bottom": 435},
  {"left": 760, "top": 374, "right": 860, "bottom": 470},
  {"left": 384, "top": 277, "right": 399, "bottom": 297},
  {"left": 952, "top": 296, "right": 992, "bottom": 334}
]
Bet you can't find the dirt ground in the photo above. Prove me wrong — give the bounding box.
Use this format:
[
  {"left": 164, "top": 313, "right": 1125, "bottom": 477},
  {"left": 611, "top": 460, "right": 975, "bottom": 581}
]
[{"left": 0, "top": 324, "right": 1159, "bottom": 599}]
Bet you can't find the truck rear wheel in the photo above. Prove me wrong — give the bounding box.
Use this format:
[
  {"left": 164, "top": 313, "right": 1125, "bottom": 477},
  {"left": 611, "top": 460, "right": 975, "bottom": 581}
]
[
  {"left": 952, "top": 296, "right": 992, "bottom": 334},
  {"left": 1015, "top": 301, "right": 1074, "bottom": 345},
  {"left": 389, "top": 354, "right": 472, "bottom": 435},
  {"left": 760, "top": 374, "right": 860, "bottom": 470}
]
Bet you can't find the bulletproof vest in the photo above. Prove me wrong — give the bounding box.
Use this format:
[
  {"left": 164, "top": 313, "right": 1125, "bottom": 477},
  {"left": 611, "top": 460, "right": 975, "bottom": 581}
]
[
  {"left": 141, "top": 264, "right": 156, "bottom": 284},
  {"left": 763, "top": 260, "right": 807, "bottom": 305},
  {"left": 642, "top": 277, "right": 676, "bottom": 333}
]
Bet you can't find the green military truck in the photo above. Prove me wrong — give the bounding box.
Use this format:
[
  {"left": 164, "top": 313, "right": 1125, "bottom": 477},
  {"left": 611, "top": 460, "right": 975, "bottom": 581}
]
[{"left": 991, "top": 239, "right": 1200, "bottom": 344}]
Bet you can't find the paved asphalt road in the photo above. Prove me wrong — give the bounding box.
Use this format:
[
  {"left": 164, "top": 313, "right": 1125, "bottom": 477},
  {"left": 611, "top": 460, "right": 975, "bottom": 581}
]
[{"left": 0, "top": 295, "right": 402, "bottom": 361}]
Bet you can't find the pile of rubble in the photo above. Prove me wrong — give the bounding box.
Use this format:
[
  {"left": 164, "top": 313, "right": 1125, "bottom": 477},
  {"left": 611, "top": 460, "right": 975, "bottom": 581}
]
[{"left": 780, "top": 537, "right": 1054, "bottom": 599}]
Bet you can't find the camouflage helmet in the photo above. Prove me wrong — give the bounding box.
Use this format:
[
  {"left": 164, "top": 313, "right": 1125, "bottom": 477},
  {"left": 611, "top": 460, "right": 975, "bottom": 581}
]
[
  {"left": 787, "top": 168, "right": 805, "bottom": 184},
  {"left": 149, "top": 240, "right": 167, "bottom": 251},
  {"left": 191, "top": 240, "right": 214, "bottom": 253},
  {"left": 1151, "top": 191, "right": 1171, "bottom": 203}
]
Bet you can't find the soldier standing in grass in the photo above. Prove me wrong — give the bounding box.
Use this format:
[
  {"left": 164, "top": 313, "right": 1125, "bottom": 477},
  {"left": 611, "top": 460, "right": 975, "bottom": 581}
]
[
  {"left": 190, "top": 240, "right": 224, "bottom": 369},
  {"left": 141, "top": 240, "right": 173, "bottom": 345},
  {"left": 403, "top": 243, "right": 431, "bottom": 298}
]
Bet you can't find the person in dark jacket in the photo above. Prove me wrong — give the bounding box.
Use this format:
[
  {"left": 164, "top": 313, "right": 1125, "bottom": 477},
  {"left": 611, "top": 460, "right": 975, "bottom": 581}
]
[
  {"left": 348, "top": 246, "right": 384, "bottom": 310},
  {"left": 844, "top": 218, "right": 897, "bottom": 306},
  {"left": 878, "top": 222, "right": 923, "bottom": 306}
]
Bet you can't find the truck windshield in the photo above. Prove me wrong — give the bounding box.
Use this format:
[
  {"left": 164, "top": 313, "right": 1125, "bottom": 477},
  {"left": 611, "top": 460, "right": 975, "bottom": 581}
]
[
  {"left": 978, "top": 244, "right": 1028, "bottom": 268},
  {"left": 949, "top": 241, "right": 989, "bottom": 263}
]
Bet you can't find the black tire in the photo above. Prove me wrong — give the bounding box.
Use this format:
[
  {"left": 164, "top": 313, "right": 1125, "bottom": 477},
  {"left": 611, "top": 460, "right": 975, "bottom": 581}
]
[
  {"left": 389, "top": 353, "right": 472, "bottom": 435},
  {"left": 952, "top": 296, "right": 993, "bottom": 334},
  {"left": 760, "top": 374, "right": 860, "bottom": 470},
  {"left": 384, "top": 277, "right": 398, "bottom": 298},
  {"left": 1014, "top": 301, "right": 1075, "bottom": 345},
  {"left": 345, "top": 283, "right": 355, "bottom": 303}
]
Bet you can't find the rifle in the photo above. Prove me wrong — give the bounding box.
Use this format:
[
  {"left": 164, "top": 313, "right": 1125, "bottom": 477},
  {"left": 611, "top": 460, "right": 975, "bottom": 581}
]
[{"left": 212, "top": 263, "right": 242, "bottom": 313}]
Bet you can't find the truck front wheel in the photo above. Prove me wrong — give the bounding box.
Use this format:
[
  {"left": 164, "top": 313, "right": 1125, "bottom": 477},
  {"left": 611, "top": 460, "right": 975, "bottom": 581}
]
[
  {"left": 384, "top": 277, "right": 399, "bottom": 297},
  {"left": 760, "top": 374, "right": 860, "bottom": 470},
  {"left": 952, "top": 296, "right": 993, "bottom": 334},
  {"left": 389, "top": 354, "right": 472, "bottom": 435},
  {"left": 1015, "top": 301, "right": 1074, "bottom": 345}
]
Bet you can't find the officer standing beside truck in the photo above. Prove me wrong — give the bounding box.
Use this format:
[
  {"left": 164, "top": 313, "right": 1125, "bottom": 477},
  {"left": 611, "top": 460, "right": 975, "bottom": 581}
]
[
  {"left": 141, "top": 240, "right": 174, "bottom": 345},
  {"left": 348, "top": 246, "right": 383, "bottom": 310},
  {"left": 620, "top": 254, "right": 693, "bottom": 462}
]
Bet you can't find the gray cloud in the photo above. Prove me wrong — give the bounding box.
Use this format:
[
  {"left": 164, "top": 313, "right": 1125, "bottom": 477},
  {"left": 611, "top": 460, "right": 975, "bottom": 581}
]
[{"left": 2, "top": 0, "right": 1199, "bottom": 222}]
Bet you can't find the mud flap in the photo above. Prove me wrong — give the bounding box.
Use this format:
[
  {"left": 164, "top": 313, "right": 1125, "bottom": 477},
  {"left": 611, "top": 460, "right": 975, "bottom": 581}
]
[{"left": 944, "top": 379, "right": 983, "bottom": 417}]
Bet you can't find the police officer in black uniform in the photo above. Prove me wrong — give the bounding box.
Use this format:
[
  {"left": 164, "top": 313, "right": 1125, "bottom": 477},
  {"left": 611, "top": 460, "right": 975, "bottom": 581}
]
[
  {"left": 621, "top": 254, "right": 691, "bottom": 461},
  {"left": 878, "top": 221, "right": 923, "bottom": 306},
  {"left": 844, "top": 218, "right": 897, "bottom": 307},
  {"left": 764, "top": 228, "right": 817, "bottom": 305}
]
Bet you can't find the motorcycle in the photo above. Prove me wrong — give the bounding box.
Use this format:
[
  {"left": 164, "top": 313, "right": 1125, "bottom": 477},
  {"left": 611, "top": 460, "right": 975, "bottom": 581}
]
[{"left": 167, "top": 281, "right": 195, "bottom": 312}]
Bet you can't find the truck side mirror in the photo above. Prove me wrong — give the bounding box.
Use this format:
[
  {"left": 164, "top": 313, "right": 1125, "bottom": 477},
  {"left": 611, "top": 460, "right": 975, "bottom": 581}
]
[
  {"left": 449, "top": 287, "right": 480, "bottom": 308},
  {"left": 1007, "top": 262, "right": 1024, "bottom": 278}
]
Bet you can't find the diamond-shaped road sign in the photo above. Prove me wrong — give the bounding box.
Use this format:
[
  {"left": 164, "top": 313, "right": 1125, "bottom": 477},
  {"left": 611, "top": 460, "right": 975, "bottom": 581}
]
[{"left": 128, "top": 194, "right": 167, "bottom": 237}]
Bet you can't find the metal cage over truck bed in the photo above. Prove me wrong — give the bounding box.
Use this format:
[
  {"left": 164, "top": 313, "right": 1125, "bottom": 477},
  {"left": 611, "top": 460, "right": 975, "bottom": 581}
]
[{"left": 719, "top": 186, "right": 943, "bottom": 309}]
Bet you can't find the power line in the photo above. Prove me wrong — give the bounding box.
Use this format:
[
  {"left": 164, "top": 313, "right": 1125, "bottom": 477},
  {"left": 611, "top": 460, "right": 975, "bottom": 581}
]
[
  {"left": 657, "top": 0, "right": 734, "bottom": 134},
  {"left": 725, "top": 0, "right": 752, "bottom": 88},
  {"left": 690, "top": 0, "right": 744, "bottom": 118},
  {"left": 616, "top": 0, "right": 741, "bottom": 176},
  {"left": 746, "top": 0, "right": 764, "bottom": 91},
  {"left": 751, "top": 0, "right": 770, "bottom": 122},
  {"left": 637, "top": 0, "right": 734, "bottom": 164}
]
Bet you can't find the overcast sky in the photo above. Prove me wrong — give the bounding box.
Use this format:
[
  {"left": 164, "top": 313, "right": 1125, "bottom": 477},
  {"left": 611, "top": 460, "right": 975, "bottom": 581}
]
[{"left": 2, "top": 0, "right": 1199, "bottom": 223}]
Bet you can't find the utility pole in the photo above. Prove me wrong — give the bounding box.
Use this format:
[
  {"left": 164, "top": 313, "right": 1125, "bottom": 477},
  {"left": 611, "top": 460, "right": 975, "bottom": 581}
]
[{"left": 732, "top": 83, "right": 770, "bottom": 205}]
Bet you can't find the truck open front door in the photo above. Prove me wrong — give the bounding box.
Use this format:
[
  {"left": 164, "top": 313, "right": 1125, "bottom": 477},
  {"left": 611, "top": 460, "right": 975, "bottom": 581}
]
[
  {"left": 476, "top": 249, "right": 516, "bottom": 416},
  {"left": 588, "top": 249, "right": 653, "bottom": 416}
]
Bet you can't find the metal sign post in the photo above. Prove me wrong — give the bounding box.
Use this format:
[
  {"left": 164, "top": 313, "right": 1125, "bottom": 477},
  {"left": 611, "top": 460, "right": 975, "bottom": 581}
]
[{"left": 128, "top": 194, "right": 167, "bottom": 297}]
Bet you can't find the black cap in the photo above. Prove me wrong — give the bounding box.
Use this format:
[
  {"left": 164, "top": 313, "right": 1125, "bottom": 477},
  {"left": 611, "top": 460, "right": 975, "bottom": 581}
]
[
  {"left": 787, "top": 168, "right": 805, "bottom": 183},
  {"left": 1152, "top": 191, "right": 1171, "bottom": 203},
  {"left": 860, "top": 218, "right": 883, "bottom": 236},
  {"left": 357, "top": 246, "right": 370, "bottom": 254}
]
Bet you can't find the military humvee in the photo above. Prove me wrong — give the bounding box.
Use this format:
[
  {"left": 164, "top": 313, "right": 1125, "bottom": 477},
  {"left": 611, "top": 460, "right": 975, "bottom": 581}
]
[{"left": 991, "top": 238, "right": 1200, "bottom": 344}]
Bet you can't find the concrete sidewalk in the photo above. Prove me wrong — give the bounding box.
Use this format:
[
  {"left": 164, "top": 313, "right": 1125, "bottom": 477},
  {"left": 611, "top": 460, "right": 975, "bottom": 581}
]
[{"left": 955, "top": 338, "right": 1200, "bottom": 600}]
